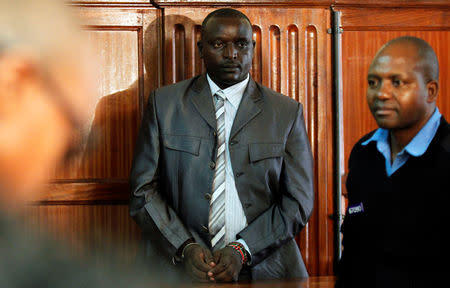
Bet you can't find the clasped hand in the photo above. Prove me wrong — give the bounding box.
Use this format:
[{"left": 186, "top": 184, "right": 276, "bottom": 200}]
[{"left": 183, "top": 245, "right": 243, "bottom": 282}]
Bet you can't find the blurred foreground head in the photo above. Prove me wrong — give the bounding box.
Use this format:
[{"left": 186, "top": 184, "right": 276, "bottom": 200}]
[{"left": 0, "top": 0, "right": 96, "bottom": 208}]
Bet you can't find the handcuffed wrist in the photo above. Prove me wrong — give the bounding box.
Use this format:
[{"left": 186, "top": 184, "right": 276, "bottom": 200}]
[
  {"left": 181, "top": 242, "right": 200, "bottom": 259},
  {"left": 172, "top": 238, "right": 196, "bottom": 265}
]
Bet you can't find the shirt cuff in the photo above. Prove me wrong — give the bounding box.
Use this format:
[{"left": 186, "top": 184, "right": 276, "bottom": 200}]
[{"left": 235, "top": 238, "right": 252, "bottom": 258}]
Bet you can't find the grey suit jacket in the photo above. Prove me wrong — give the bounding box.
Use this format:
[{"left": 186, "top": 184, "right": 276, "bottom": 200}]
[{"left": 129, "top": 75, "right": 314, "bottom": 280}]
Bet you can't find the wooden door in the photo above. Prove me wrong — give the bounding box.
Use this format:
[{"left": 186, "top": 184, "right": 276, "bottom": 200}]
[{"left": 25, "top": 4, "right": 161, "bottom": 262}]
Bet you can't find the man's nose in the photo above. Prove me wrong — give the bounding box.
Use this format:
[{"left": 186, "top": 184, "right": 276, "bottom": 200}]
[
  {"left": 223, "top": 43, "right": 237, "bottom": 59},
  {"left": 376, "top": 80, "right": 391, "bottom": 100}
]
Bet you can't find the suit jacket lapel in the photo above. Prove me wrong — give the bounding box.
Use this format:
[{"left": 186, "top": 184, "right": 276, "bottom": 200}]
[
  {"left": 230, "top": 78, "right": 262, "bottom": 140},
  {"left": 190, "top": 75, "right": 217, "bottom": 130}
]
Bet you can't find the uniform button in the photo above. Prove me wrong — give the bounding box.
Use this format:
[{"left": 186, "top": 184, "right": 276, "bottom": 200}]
[
  {"left": 209, "top": 161, "right": 216, "bottom": 169},
  {"left": 236, "top": 172, "right": 244, "bottom": 177},
  {"left": 205, "top": 193, "right": 212, "bottom": 201},
  {"left": 230, "top": 140, "right": 238, "bottom": 146},
  {"left": 213, "top": 131, "right": 217, "bottom": 137},
  {"left": 201, "top": 225, "right": 209, "bottom": 232}
]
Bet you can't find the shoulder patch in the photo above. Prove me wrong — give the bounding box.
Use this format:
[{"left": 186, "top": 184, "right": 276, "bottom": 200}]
[{"left": 348, "top": 202, "right": 364, "bottom": 215}]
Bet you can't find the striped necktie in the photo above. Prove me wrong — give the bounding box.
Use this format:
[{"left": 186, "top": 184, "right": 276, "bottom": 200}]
[{"left": 209, "top": 91, "right": 226, "bottom": 250}]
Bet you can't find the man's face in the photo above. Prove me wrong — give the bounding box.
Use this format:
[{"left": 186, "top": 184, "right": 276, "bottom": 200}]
[
  {"left": 198, "top": 16, "right": 254, "bottom": 89},
  {"left": 366, "top": 43, "right": 434, "bottom": 134}
]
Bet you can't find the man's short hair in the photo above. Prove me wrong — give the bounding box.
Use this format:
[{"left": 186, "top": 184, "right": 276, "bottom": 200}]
[
  {"left": 201, "top": 8, "right": 252, "bottom": 38},
  {"left": 379, "top": 36, "right": 439, "bottom": 83}
]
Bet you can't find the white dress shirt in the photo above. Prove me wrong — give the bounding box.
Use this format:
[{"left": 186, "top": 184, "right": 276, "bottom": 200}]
[{"left": 206, "top": 74, "right": 251, "bottom": 254}]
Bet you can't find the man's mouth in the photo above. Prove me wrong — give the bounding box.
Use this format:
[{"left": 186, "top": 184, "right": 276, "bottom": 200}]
[
  {"left": 373, "top": 106, "right": 396, "bottom": 117},
  {"left": 221, "top": 63, "right": 240, "bottom": 69}
]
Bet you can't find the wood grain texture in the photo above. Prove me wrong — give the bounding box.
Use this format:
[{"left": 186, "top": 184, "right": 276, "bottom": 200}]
[
  {"left": 185, "top": 276, "right": 336, "bottom": 288},
  {"left": 340, "top": 8, "right": 450, "bottom": 29},
  {"left": 27, "top": 5, "right": 159, "bottom": 270},
  {"left": 335, "top": 0, "right": 450, "bottom": 7},
  {"left": 173, "top": 24, "right": 187, "bottom": 82},
  {"left": 154, "top": 0, "right": 449, "bottom": 7},
  {"left": 163, "top": 12, "right": 204, "bottom": 84},
  {"left": 154, "top": 0, "right": 334, "bottom": 6},
  {"left": 22, "top": 205, "right": 141, "bottom": 263},
  {"left": 163, "top": 6, "right": 334, "bottom": 276},
  {"left": 33, "top": 182, "right": 129, "bottom": 203},
  {"left": 251, "top": 25, "right": 263, "bottom": 83},
  {"left": 269, "top": 25, "right": 281, "bottom": 92},
  {"left": 72, "top": 0, "right": 150, "bottom": 3},
  {"left": 50, "top": 7, "right": 160, "bottom": 182},
  {"left": 288, "top": 25, "right": 299, "bottom": 100}
]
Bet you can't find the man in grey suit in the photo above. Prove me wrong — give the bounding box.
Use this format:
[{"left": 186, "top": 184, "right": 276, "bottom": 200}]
[{"left": 130, "top": 8, "right": 314, "bottom": 282}]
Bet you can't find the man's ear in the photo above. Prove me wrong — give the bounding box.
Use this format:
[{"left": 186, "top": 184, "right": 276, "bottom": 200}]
[
  {"left": 197, "top": 40, "right": 203, "bottom": 58},
  {"left": 426, "top": 80, "right": 439, "bottom": 103}
]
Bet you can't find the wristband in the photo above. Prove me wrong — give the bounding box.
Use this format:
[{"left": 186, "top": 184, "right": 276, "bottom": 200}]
[{"left": 227, "top": 241, "right": 248, "bottom": 265}]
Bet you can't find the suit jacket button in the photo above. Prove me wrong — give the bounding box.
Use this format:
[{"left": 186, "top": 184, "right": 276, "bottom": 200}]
[
  {"left": 205, "top": 193, "right": 212, "bottom": 201},
  {"left": 209, "top": 161, "right": 216, "bottom": 169},
  {"left": 236, "top": 172, "right": 244, "bottom": 177},
  {"left": 230, "top": 140, "right": 238, "bottom": 146},
  {"left": 201, "top": 225, "right": 209, "bottom": 232},
  {"left": 213, "top": 131, "right": 217, "bottom": 137}
]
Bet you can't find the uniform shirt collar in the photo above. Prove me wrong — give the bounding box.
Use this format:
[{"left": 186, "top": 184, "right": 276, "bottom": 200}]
[
  {"left": 206, "top": 73, "right": 249, "bottom": 109},
  {"left": 362, "top": 108, "right": 442, "bottom": 158}
]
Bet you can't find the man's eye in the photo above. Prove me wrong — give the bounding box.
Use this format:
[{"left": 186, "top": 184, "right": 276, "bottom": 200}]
[
  {"left": 213, "top": 42, "right": 223, "bottom": 48},
  {"left": 392, "top": 79, "right": 402, "bottom": 87},
  {"left": 368, "top": 79, "right": 378, "bottom": 88},
  {"left": 237, "top": 41, "right": 248, "bottom": 48}
]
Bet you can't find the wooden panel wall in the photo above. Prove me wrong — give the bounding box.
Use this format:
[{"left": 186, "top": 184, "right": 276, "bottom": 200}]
[
  {"left": 23, "top": 205, "right": 140, "bottom": 262},
  {"left": 26, "top": 5, "right": 162, "bottom": 262},
  {"left": 54, "top": 6, "right": 160, "bottom": 182},
  {"left": 162, "top": 6, "right": 334, "bottom": 276}
]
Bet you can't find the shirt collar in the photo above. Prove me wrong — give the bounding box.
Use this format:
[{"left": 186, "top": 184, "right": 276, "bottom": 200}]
[
  {"left": 362, "top": 108, "right": 442, "bottom": 157},
  {"left": 404, "top": 107, "right": 441, "bottom": 156},
  {"left": 206, "top": 73, "right": 249, "bottom": 109}
]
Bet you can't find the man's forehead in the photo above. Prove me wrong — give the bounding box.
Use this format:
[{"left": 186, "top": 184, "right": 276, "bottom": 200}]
[
  {"left": 203, "top": 16, "right": 252, "bottom": 36},
  {"left": 372, "top": 54, "right": 409, "bottom": 69},
  {"left": 370, "top": 44, "right": 419, "bottom": 74},
  {"left": 206, "top": 14, "right": 250, "bottom": 26}
]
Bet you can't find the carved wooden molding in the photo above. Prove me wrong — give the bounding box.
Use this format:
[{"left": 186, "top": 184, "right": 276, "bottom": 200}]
[
  {"left": 339, "top": 7, "right": 450, "bottom": 29},
  {"left": 153, "top": 0, "right": 333, "bottom": 7},
  {"left": 152, "top": 0, "right": 449, "bottom": 8},
  {"left": 68, "top": 0, "right": 450, "bottom": 8}
]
